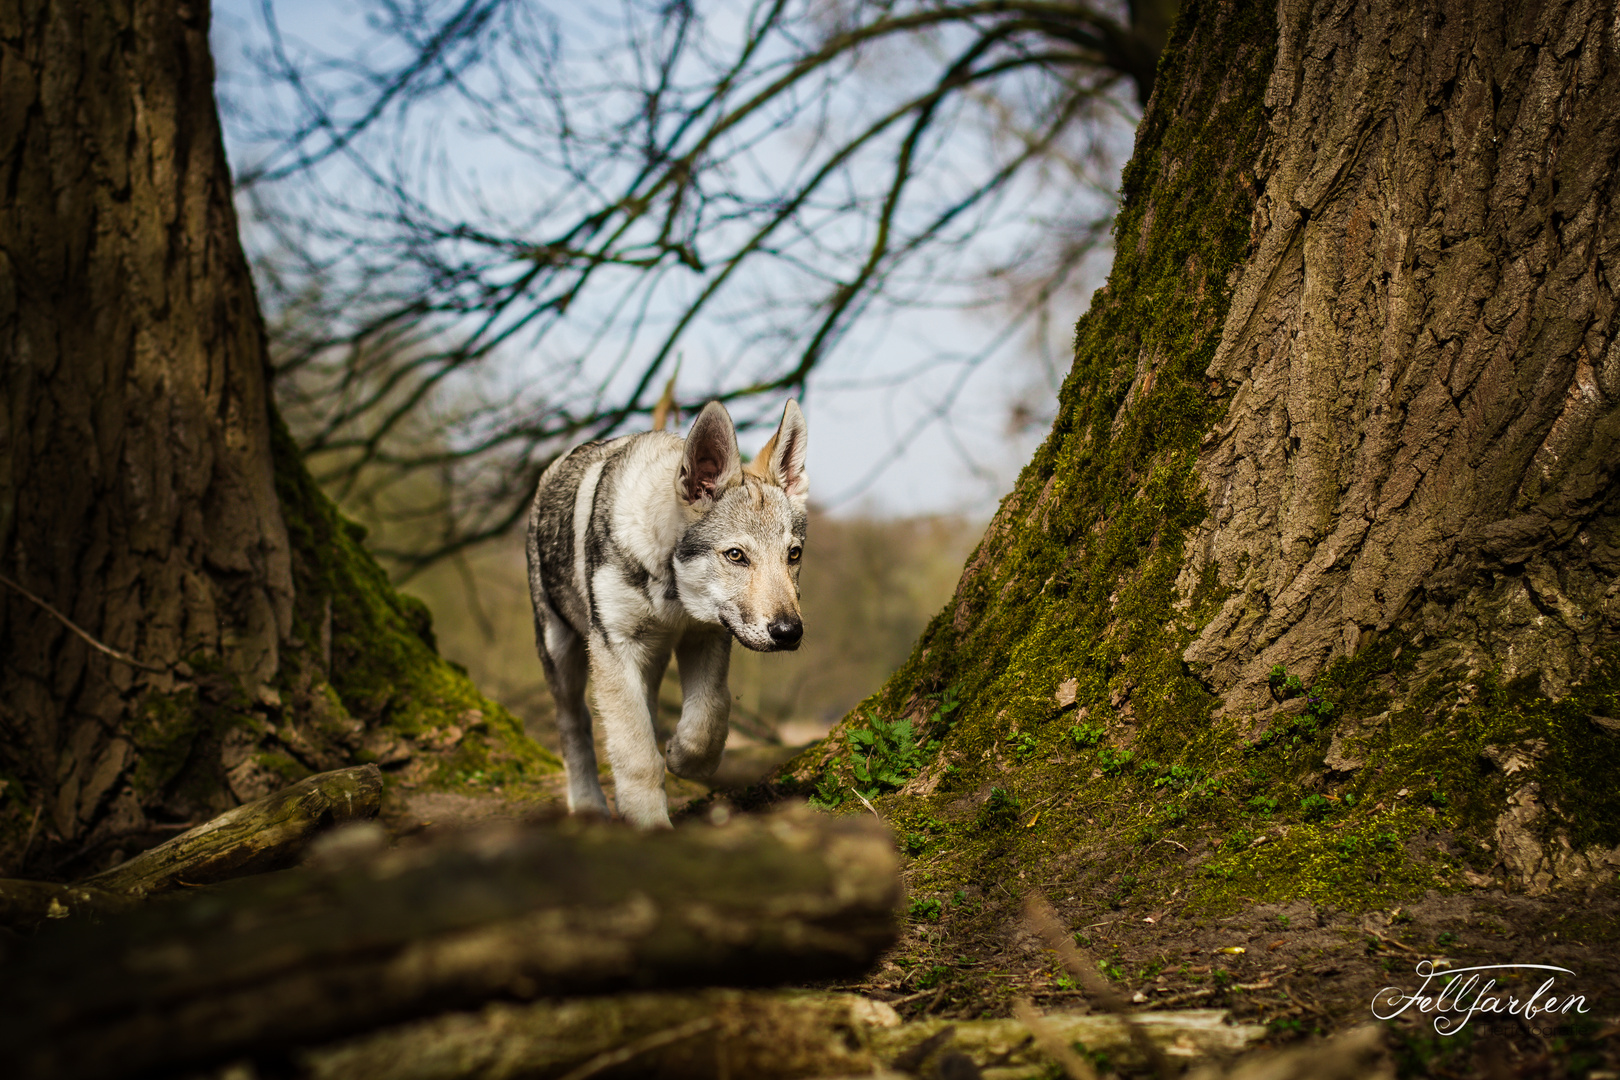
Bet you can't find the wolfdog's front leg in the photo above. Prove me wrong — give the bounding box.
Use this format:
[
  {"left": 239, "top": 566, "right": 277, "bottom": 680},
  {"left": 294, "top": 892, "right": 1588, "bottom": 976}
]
[
  {"left": 589, "top": 640, "right": 673, "bottom": 829},
  {"left": 666, "top": 629, "right": 732, "bottom": 782}
]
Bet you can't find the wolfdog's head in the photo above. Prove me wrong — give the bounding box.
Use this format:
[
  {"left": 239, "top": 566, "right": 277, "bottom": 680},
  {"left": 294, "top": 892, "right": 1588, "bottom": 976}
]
[{"left": 672, "top": 401, "right": 809, "bottom": 651}]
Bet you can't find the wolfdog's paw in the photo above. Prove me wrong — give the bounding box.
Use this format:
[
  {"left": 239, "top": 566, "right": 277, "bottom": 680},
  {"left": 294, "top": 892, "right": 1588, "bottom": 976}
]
[{"left": 664, "top": 739, "right": 723, "bottom": 782}]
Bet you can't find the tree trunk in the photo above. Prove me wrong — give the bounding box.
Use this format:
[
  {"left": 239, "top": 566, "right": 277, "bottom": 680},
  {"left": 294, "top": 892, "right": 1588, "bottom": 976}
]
[
  {"left": 0, "top": 0, "right": 291, "bottom": 855},
  {"left": 0, "top": 0, "right": 558, "bottom": 879},
  {"left": 792, "top": 0, "right": 1620, "bottom": 905},
  {"left": 1181, "top": 0, "right": 1620, "bottom": 714}
]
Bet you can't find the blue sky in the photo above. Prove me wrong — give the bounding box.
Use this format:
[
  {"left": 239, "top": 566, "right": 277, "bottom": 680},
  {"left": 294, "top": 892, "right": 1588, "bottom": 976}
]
[{"left": 211, "top": 0, "right": 1130, "bottom": 519}]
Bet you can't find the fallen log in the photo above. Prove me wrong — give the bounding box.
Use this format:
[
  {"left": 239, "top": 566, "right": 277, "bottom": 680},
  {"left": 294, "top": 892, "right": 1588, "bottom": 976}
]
[
  {"left": 0, "top": 879, "right": 137, "bottom": 930},
  {"left": 289, "top": 991, "right": 1267, "bottom": 1080},
  {"left": 79, "top": 763, "right": 384, "bottom": 897},
  {"left": 0, "top": 765, "right": 384, "bottom": 934},
  {"left": 0, "top": 804, "right": 900, "bottom": 1080}
]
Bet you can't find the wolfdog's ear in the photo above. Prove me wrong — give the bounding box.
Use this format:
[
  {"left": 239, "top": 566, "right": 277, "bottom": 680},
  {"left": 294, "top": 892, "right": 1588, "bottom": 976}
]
[
  {"left": 677, "top": 401, "right": 742, "bottom": 508},
  {"left": 744, "top": 400, "right": 809, "bottom": 508}
]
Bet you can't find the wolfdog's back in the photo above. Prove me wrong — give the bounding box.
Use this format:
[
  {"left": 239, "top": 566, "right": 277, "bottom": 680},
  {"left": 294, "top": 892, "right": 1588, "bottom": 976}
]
[{"left": 525, "top": 436, "right": 626, "bottom": 637}]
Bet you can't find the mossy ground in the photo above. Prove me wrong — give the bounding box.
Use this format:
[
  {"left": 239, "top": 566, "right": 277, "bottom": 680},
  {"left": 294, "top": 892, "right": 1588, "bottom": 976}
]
[{"left": 267, "top": 411, "right": 558, "bottom": 798}]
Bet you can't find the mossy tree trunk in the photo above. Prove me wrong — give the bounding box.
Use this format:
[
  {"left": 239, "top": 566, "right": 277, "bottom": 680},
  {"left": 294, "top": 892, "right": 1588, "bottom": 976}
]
[
  {"left": 797, "top": 0, "right": 1620, "bottom": 903},
  {"left": 0, "top": 0, "right": 553, "bottom": 880}
]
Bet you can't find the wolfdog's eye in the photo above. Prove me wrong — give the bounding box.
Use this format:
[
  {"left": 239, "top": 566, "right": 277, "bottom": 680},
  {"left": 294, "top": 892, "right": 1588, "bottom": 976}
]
[
  {"left": 723, "top": 547, "right": 748, "bottom": 564},
  {"left": 787, "top": 546, "right": 802, "bottom": 563}
]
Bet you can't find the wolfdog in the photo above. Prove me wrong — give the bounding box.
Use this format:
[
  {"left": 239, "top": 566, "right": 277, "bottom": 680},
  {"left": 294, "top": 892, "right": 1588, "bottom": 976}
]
[{"left": 525, "top": 400, "right": 809, "bottom": 828}]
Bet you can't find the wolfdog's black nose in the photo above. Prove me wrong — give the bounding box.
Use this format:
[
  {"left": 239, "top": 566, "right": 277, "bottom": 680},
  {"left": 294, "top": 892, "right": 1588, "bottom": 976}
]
[{"left": 767, "top": 616, "right": 803, "bottom": 648}]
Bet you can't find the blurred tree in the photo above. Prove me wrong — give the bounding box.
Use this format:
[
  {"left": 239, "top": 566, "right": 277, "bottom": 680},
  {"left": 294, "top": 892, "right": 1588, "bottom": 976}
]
[{"left": 225, "top": 0, "right": 1179, "bottom": 569}]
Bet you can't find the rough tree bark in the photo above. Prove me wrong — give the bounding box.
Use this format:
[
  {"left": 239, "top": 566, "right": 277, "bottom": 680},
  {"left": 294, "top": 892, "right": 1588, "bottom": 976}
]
[
  {"left": 0, "top": 0, "right": 292, "bottom": 857},
  {"left": 1181, "top": 0, "right": 1620, "bottom": 710},
  {"left": 0, "top": 0, "right": 556, "bottom": 879},
  {"left": 793, "top": 0, "right": 1620, "bottom": 904}
]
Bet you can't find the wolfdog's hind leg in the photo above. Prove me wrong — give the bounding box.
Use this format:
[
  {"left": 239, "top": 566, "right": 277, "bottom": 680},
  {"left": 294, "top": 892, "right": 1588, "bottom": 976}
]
[
  {"left": 666, "top": 629, "right": 732, "bottom": 782},
  {"left": 536, "top": 609, "right": 607, "bottom": 817}
]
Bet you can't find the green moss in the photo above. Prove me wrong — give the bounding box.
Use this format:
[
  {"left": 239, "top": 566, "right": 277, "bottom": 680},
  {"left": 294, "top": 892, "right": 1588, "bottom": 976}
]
[
  {"left": 253, "top": 751, "right": 313, "bottom": 785},
  {"left": 788, "top": 0, "right": 1276, "bottom": 829},
  {"left": 269, "top": 409, "right": 559, "bottom": 788},
  {"left": 781, "top": 0, "right": 1620, "bottom": 923},
  {"left": 127, "top": 690, "right": 205, "bottom": 798},
  {"left": 788, "top": 0, "right": 1599, "bottom": 912}
]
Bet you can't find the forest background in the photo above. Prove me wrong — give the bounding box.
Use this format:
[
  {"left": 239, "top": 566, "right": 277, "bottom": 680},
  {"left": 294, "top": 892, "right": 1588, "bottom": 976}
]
[{"left": 210, "top": 0, "right": 1138, "bottom": 755}]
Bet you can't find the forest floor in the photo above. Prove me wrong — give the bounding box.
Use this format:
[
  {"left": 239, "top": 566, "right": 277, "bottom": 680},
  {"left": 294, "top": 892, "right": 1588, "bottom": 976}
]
[{"left": 372, "top": 737, "right": 1620, "bottom": 1079}]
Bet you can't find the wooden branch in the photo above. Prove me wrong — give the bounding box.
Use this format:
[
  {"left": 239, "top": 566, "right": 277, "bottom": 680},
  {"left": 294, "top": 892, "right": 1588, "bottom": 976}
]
[
  {"left": 0, "top": 766, "right": 384, "bottom": 933},
  {"left": 78, "top": 764, "right": 384, "bottom": 898},
  {"left": 295, "top": 992, "right": 1266, "bottom": 1080},
  {"left": 0, "top": 805, "right": 900, "bottom": 1080},
  {"left": 0, "top": 570, "right": 169, "bottom": 673}
]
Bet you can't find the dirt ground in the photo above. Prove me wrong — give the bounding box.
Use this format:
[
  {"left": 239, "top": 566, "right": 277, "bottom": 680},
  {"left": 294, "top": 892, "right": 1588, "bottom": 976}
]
[
  {"left": 830, "top": 876, "right": 1620, "bottom": 1077},
  {"left": 375, "top": 746, "right": 1620, "bottom": 1079}
]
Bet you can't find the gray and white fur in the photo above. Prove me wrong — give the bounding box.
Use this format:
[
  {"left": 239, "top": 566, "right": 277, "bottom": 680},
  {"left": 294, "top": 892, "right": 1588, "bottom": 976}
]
[{"left": 525, "top": 400, "right": 809, "bottom": 828}]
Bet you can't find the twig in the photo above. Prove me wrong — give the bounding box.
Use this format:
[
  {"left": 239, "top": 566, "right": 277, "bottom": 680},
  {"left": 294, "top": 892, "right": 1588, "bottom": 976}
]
[
  {"left": 556, "top": 1017, "right": 716, "bottom": 1080},
  {"left": 1365, "top": 928, "right": 1417, "bottom": 953},
  {"left": 1024, "top": 894, "right": 1173, "bottom": 1080},
  {"left": 1013, "top": 997, "right": 1097, "bottom": 1080},
  {"left": 0, "top": 571, "right": 168, "bottom": 673},
  {"left": 852, "top": 789, "right": 882, "bottom": 820},
  {"left": 889, "top": 985, "right": 945, "bottom": 1006},
  {"left": 19, "top": 801, "right": 43, "bottom": 865}
]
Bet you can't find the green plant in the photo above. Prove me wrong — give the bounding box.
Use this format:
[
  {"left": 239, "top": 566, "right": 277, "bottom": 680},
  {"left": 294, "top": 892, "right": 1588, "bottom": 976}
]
[
  {"left": 1054, "top": 975, "right": 1077, "bottom": 991},
  {"left": 1069, "top": 722, "right": 1106, "bottom": 748},
  {"left": 846, "top": 713, "right": 937, "bottom": 799},
  {"left": 1335, "top": 835, "right": 1362, "bottom": 859},
  {"left": 914, "top": 964, "right": 952, "bottom": 989},
  {"left": 1276, "top": 914, "right": 1290, "bottom": 927},
  {"left": 902, "top": 832, "right": 931, "bottom": 856},
  {"left": 909, "top": 895, "right": 942, "bottom": 920},
  {"left": 1154, "top": 763, "right": 1203, "bottom": 790},
  {"left": 1247, "top": 795, "right": 1278, "bottom": 818},
  {"left": 978, "top": 786, "right": 1022, "bottom": 828},
  {"left": 1300, "top": 793, "right": 1333, "bottom": 822},
  {"left": 1097, "top": 747, "right": 1135, "bottom": 774},
  {"left": 1437, "top": 931, "right": 1456, "bottom": 947},
  {"left": 807, "top": 763, "right": 848, "bottom": 809},
  {"left": 1252, "top": 665, "right": 1338, "bottom": 750},
  {"left": 1010, "top": 731, "right": 1040, "bottom": 761}
]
